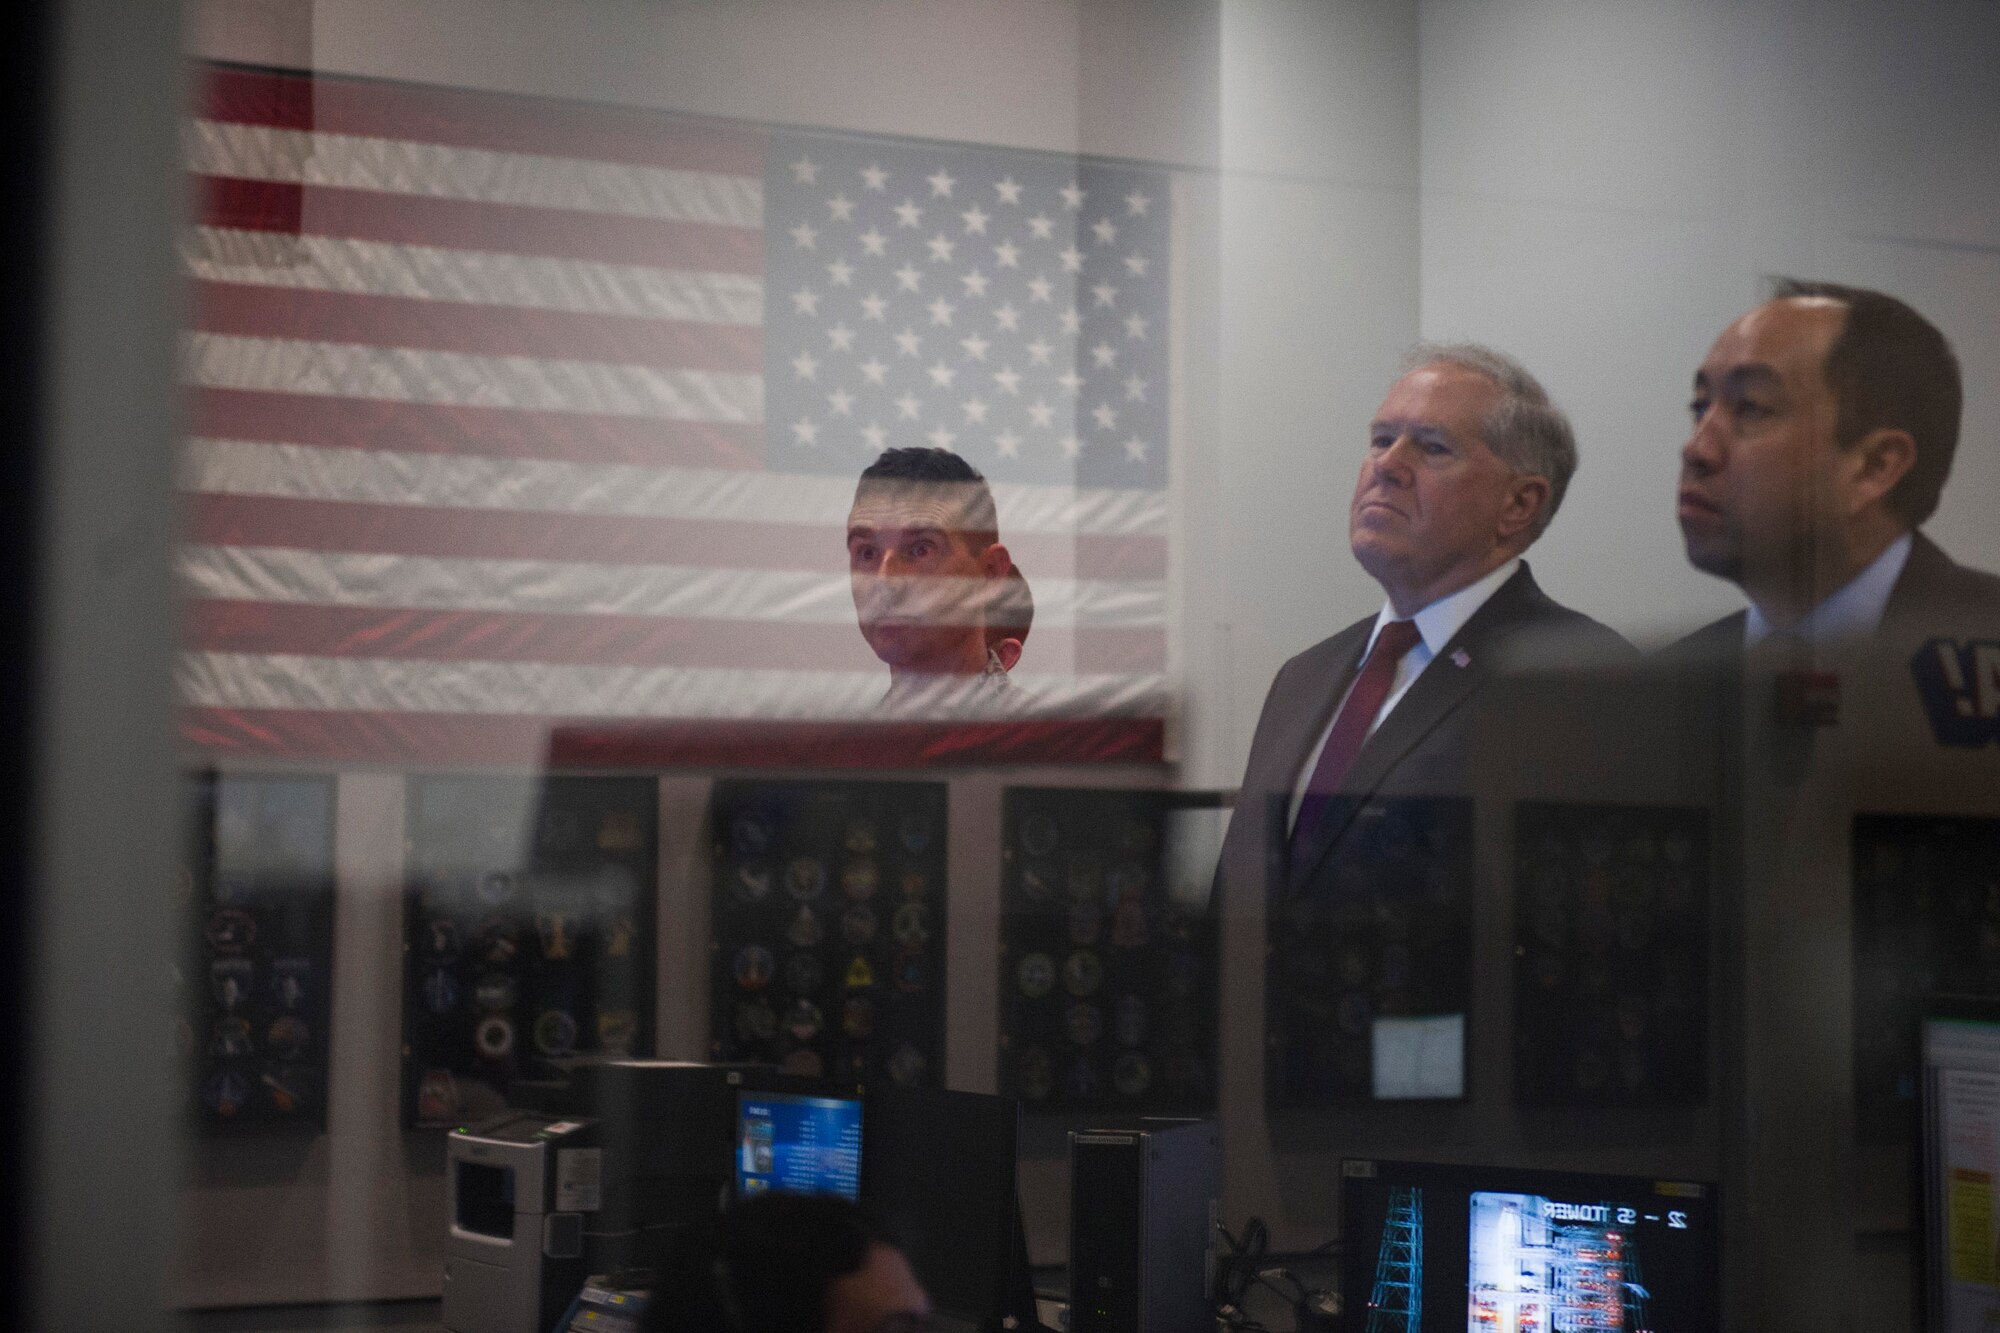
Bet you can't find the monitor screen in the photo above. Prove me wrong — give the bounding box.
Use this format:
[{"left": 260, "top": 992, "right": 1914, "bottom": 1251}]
[
  {"left": 1922, "top": 999, "right": 2000, "bottom": 1330},
  {"left": 1340, "top": 1159, "right": 1719, "bottom": 1331},
  {"left": 735, "top": 1091, "right": 863, "bottom": 1201}
]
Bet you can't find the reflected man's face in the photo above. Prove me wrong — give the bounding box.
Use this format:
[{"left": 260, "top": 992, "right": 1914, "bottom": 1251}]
[
  {"left": 1350, "top": 362, "right": 1528, "bottom": 609},
  {"left": 1678, "top": 298, "right": 1846, "bottom": 587},
  {"left": 846, "top": 482, "right": 1010, "bottom": 675}
]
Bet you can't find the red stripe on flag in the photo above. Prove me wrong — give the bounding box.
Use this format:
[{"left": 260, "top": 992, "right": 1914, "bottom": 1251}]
[
  {"left": 182, "top": 601, "right": 1169, "bottom": 675},
  {"left": 195, "top": 176, "right": 765, "bottom": 273},
  {"left": 191, "top": 281, "right": 764, "bottom": 375},
  {"left": 181, "top": 705, "right": 1165, "bottom": 767},
  {"left": 199, "top": 66, "right": 767, "bottom": 176},
  {"left": 183, "top": 494, "right": 1168, "bottom": 581},
  {"left": 188, "top": 388, "right": 765, "bottom": 469}
]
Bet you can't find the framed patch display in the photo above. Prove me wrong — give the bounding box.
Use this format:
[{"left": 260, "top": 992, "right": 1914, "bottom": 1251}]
[
  {"left": 709, "top": 780, "right": 947, "bottom": 1089},
  {"left": 1512, "top": 802, "right": 1711, "bottom": 1107},
  {"left": 1266, "top": 796, "right": 1473, "bottom": 1107},
  {"left": 1854, "top": 813, "right": 2000, "bottom": 1143},
  {"left": 999, "top": 787, "right": 1222, "bottom": 1115},
  {"left": 182, "top": 771, "right": 337, "bottom": 1132},
  {"left": 403, "top": 774, "right": 658, "bottom": 1128}
]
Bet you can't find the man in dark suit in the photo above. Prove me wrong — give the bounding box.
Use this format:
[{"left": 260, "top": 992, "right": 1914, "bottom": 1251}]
[
  {"left": 1220, "top": 344, "right": 1632, "bottom": 909},
  {"left": 1674, "top": 279, "right": 2000, "bottom": 662},
  {"left": 1666, "top": 282, "right": 2000, "bottom": 1329},
  {"left": 1223, "top": 344, "right": 1631, "bottom": 1103}
]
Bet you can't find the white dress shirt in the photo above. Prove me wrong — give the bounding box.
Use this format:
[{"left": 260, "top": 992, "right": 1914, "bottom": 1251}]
[
  {"left": 1287, "top": 558, "right": 1520, "bottom": 828},
  {"left": 1742, "top": 532, "right": 1912, "bottom": 650}
]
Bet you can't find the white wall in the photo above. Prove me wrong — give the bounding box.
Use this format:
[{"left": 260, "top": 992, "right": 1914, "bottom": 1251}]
[{"left": 1418, "top": 0, "right": 2000, "bottom": 648}]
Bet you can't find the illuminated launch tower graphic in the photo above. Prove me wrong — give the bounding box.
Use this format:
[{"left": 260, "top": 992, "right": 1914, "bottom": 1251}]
[
  {"left": 1366, "top": 1186, "right": 1423, "bottom": 1333},
  {"left": 1468, "top": 1193, "right": 1654, "bottom": 1332}
]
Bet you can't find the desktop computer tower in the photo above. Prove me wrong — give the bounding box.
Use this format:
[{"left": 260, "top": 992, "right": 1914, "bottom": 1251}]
[{"left": 1067, "top": 1119, "right": 1219, "bottom": 1333}]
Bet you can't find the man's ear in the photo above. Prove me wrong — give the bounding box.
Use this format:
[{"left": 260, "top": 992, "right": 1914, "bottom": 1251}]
[
  {"left": 980, "top": 541, "right": 1012, "bottom": 579},
  {"left": 1497, "top": 475, "right": 1550, "bottom": 543},
  {"left": 1845, "top": 427, "right": 1917, "bottom": 516}
]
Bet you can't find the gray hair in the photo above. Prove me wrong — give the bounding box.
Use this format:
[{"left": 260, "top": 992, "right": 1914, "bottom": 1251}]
[{"left": 1401, "top": 342, "right": 1578, "bottom": 537}]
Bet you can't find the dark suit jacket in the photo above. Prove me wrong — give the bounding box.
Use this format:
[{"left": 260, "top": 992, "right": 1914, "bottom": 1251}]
[
  {"left": 1664, "top": 531, "right": 2000, "bottom": 668},
  {"left": 1217, "top": 562, "right": 1637, "bottom": 906}
]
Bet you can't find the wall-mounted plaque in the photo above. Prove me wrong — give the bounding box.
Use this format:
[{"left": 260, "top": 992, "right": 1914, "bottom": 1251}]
[
  {"left": 183, "top": 772, "right": 337, "bottom": 1133},
  {"left": 1000, "top": 787, "right": 1222, "bottom": 1115},
  {"left": 1854, "top": 813, "right": 2000, "bottom": 1143},
  {"left": 1513, "top": 802, "right": 1711, "bottom": 1107},
  {"left": 402, "top": 775, "right": 658, "bottom": 1128},
  {"left": 1266, "top": 796, "right": 1473, "bottom": 1107},
  {"left": 709, "top": 780, "right": 947, "bottom": 1089}
]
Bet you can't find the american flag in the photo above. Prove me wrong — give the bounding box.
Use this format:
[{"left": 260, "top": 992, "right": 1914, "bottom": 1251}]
[{"left": 179, "top": 66, "right": 1170, "bottom": 766}]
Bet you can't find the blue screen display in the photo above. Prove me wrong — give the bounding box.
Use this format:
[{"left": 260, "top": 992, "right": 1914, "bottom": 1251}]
[{"left": 736, "top": 1092, "right": 863, "bottom": 1201}]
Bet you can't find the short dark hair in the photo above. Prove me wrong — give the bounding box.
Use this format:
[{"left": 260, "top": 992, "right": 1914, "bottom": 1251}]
[
  {"left": 1771, "top": 278, "right": 1962, "bottom": 525},
  {"left": 644, "top": 1193, "right": 897, "bottom": 1333},
  {"left": 855, "top": 447, "right": 1001, "bottom": 543}
]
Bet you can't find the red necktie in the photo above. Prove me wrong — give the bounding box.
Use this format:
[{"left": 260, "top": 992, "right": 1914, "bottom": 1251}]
[{"left": 1288, "top": 618, "right": 1423, "bottom": 865}]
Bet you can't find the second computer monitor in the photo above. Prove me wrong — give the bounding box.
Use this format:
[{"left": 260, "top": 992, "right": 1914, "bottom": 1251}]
[{"left": 734, "top": 1089, "right": 863, "bottom": 1201}]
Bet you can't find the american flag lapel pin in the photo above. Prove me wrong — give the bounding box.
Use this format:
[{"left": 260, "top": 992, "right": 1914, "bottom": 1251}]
[{"left": 1450, "top": 648, "right": 1472, "bottom": 669}]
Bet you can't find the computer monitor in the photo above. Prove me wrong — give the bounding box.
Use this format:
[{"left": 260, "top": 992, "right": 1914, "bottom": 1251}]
[
  {"left": 1921, "top": 995, "right": 2000, "bottom": 1331},
  {"left": 1339, "top": 1158, "right": 1719, "bottom": 1331},
  {"left": 734, "top": 1089, "right": 863, "bottom": 1201},
  {"left": 862, "top": 1086, "right": 1040, "bottom": 1333}
]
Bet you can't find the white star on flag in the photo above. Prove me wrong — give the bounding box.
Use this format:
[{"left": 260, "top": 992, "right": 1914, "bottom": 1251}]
[{"left": 927, "top": 169, "right": 956, "bottom": 197}]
